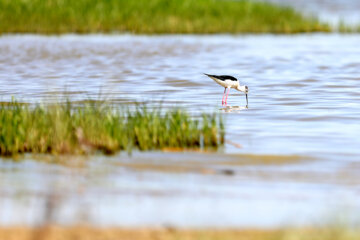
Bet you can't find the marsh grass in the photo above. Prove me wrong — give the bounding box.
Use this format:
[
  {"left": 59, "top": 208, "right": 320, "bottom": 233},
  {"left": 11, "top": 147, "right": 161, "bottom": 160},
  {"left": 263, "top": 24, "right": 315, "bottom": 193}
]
[
  {"left": 0, "top": 100, "right": 224, "bottom": 156},
  {"left": 0, "top": 0, "right": 330, "bottom": 34},
  {"left": 337, "top": 21, "right": 360, "bottom": 33}
]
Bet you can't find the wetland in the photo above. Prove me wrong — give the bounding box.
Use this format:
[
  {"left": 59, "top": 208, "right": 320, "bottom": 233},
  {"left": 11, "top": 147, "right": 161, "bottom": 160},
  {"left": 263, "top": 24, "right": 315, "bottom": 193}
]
[{"left": 1, "top": 34, "right": 360, "bottom": 229}]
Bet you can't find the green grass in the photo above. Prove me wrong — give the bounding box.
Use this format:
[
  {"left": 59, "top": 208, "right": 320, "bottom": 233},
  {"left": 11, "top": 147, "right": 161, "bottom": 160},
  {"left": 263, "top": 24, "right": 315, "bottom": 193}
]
[
  {"left": 0, "top": 0, "right": 330, "bottom": 34},
  {"left": 338, "top": 21, "right": 360, "bottom": 33},
  {"left": 0, "top": 100, "right": 224, "bottom": 156}
]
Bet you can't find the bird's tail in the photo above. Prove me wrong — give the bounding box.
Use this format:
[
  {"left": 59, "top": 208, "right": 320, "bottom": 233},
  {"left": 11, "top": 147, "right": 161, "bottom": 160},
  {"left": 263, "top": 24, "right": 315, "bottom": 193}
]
[{"left": 204, "top": 73, "right": 223, "bottom": 86}]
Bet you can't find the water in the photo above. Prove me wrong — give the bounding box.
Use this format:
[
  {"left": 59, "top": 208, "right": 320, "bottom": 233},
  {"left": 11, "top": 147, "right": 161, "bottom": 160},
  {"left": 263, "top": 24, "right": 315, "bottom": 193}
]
[
  {"left": 1, "top": 34, "right": 360, "bottom": 157},
  {"left": 1, "top": 34, "right": 360, "bottom": 227}
]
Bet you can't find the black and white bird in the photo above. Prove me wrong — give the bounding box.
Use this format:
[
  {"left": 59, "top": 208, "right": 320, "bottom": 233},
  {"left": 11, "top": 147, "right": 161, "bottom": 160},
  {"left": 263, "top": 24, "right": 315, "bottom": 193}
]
[{"left": 204, "top": 73, "right": 248, "bottom": 106}]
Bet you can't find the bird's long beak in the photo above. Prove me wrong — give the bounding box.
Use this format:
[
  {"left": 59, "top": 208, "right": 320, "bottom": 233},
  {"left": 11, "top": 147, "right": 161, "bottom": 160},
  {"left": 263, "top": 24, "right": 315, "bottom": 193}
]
[{"left": 245, "top": 94, "right": 248, "bottom": 106}]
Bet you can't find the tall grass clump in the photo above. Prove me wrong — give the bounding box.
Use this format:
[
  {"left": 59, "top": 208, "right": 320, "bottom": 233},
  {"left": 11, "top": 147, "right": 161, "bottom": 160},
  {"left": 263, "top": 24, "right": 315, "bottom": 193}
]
[
  {"left": 0, "top": 101, "right": 224, "bottom": 156},
  {"left": 338, "top": 21, "right": 360, "bottom": 33},
  {"left": 0, "top": 0, "right": 330, "bottom": 34}
]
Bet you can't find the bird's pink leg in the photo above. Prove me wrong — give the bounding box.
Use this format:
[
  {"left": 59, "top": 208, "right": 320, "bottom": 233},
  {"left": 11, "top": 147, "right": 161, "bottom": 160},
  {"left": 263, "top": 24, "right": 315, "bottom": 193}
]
[
  {"left": 222, "top": 88, "right": 226, "bottom": 105},
  {"left": 225, "top": 88, "right": 230, "bottom": 105}
]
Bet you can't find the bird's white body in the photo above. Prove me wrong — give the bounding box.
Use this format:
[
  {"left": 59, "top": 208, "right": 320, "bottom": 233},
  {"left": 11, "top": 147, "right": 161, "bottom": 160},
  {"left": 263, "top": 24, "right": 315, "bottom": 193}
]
[{"left": 209, "top": 76, "right": 239, "bottom": 89}]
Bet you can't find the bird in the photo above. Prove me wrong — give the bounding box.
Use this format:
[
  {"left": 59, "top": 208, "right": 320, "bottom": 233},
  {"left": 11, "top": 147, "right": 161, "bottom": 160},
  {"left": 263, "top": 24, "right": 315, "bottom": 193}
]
[{"left": 204, "top": 73, "right": 248, "bottom": 106}]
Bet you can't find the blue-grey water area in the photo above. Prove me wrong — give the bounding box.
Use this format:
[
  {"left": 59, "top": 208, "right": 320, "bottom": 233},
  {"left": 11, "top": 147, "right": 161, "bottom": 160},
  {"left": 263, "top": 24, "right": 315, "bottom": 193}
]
[{"left": 0, "top": 34, "right": 360, "bottom": 228}]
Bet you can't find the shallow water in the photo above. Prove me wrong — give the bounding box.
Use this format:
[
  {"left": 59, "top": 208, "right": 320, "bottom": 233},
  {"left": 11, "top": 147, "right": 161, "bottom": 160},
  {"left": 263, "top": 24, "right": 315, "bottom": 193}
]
[
  {"left": 1, "top": 34, "right": 360, "bottom": 157},
  {"left": 1, "top": 34, "right": 360, "bottom": 227}
]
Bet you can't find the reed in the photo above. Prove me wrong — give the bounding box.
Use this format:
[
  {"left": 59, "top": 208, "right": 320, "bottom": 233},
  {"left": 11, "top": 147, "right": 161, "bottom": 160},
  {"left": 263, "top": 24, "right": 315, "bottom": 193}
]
[
  {"left": 0, "top": 0, "right": 330, "bottom": 34},
  {"left": 337, "top": 21, "right": 360, "bottom": 33},
  {"left": 0, "top": 100, "right": 224, "bottom": 156}
]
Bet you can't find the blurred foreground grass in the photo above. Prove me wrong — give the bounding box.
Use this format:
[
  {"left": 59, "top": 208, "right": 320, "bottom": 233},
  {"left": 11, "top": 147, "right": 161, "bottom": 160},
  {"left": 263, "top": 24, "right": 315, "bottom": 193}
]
[
  {"left": 0, "top": 101, "right": 223, "bottom": 156},
  {"left": 1, "top": 226, "right": 360, "bottom": 240},
  {"left": 0, "top": 0, "right": 330, "bottom": 34}
]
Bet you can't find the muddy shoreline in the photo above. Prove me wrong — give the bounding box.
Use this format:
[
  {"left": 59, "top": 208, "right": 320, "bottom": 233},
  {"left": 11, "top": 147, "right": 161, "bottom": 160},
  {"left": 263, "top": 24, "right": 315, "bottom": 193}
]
[{"left": 1, "top": 226, "right": 359, "bottom": 240}]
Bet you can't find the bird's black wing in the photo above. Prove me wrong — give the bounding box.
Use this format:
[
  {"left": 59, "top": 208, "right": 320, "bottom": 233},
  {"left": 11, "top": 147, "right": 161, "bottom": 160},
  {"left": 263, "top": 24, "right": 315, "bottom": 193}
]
[
  {"left": 204, "top": 73, "right": 237, "bottom": 81},
  {"left": 218, "top": 75, "right": 237, "bottom": 81}
]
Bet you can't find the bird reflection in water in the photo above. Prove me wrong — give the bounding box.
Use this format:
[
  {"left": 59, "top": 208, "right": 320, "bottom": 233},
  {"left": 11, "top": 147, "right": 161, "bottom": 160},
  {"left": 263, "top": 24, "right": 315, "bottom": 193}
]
[{"left": 220, "top": 105, "right": 248, "bottom": 113}]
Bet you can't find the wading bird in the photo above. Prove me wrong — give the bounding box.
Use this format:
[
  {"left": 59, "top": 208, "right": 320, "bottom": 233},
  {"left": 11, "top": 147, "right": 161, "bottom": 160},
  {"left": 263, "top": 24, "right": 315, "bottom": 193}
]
[{"left": 204, "top": 73, "right": 248, "bottom": 106}]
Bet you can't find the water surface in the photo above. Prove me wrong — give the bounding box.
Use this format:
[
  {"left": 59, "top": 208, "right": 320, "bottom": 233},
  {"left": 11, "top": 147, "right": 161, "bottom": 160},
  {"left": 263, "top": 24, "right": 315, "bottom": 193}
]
[{"left": 0, "top": 34, "right": 360, "bottom": 227}]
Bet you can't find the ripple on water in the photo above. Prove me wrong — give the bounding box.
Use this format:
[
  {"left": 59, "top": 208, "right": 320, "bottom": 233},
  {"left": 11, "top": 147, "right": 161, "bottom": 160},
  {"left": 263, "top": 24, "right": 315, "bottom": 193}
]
[{"left": 0, "top": 36, "right": 359, "bottom": 107}]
